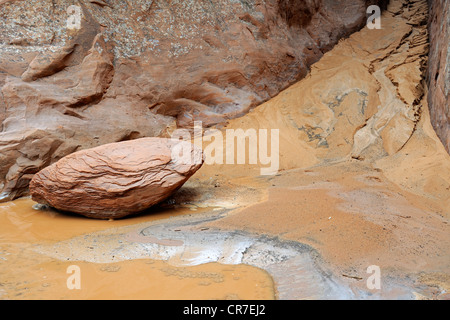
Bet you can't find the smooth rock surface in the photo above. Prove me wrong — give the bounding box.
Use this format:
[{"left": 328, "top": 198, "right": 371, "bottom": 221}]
[{"left": 29, "top": 138, "right": 203, "bottom": 219}]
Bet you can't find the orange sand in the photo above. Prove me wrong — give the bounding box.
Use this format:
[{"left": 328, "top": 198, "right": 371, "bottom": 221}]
[{"left": 0, "top": 199, "right": 275, "bottom": 300}]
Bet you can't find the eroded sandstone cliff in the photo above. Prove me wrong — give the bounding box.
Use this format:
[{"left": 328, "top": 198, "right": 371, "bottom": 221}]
[{"left": 0, "top": 0, "right": 386, "bottom": 201}]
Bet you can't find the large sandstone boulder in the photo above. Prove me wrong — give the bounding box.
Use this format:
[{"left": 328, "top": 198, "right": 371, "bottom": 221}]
[
  {"left": 0, "top": 0, "right": 387, "bottom": 202},
  {"left": 29, "top": 138, "right": 203, "bottom": 219}
]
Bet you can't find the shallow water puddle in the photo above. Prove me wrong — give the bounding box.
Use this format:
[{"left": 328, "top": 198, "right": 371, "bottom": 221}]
[
  {"left": 0, "top": 255, "right": 275, "bottom": 300},
  {"left": 0, "top": 198, "right": 275, "bottom": 300},
  {"left": 0, "top": 198, "right": 197, "bottom": 243},
  {"left": 33, "top": 212, "right": 360, "bottom": 299},
  {"left": 0, "top": 196, "right": 420, "bottom": 300}
]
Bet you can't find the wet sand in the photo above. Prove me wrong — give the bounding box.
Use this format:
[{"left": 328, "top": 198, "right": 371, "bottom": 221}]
[{"left": 0, "top": 199, "right": 275, "bottom": 300}]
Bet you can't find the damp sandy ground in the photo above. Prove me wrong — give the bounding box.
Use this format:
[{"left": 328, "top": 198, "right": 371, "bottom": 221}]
[
  {"left": 0, "top": 199, "right": 276, "bottom": 300},
  {"left": 1, "top": 0, "right": 449, "bottom": 300},
  {"left": 200, "top": 0, "right": 449, "bottom": 298}
]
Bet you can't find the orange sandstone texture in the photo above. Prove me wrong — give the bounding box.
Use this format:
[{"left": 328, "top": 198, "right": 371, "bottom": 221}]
[
  {"left": 30, "top": 138, "right": 203, "bottom": 219},
  {"left": 199, "top": 0, "right": 449, "bottom": 293},
  {"left": 0, "top": 0, "right": 448, "bottom": 300},
  {"left": 426, "top": 0, "right": 450, "bottom": 152},
  {"left": 0, "top": 0, "right": 387, "bottom": 202}
]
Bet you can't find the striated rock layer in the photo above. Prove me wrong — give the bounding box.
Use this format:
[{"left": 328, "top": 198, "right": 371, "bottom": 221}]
[
  {"left": 426, "top": 0, "right": 449, "bottom": 153},
  {"left": 29, "top": 138, "right": 203, "bottom": 219},
  {"left": 206, "top": 0, "right": 450, "bottom": 208},
  {"left": 0, "top": 0, "right": 448, "bottom": 299},
  {"left": 215, "top": 0, "right": 430, "bottom": 165},
  {"left": 199, "top": 0, "right": 450, "bottom": 294},
  {"left": 0, "top": 0, "right": 387, "bottom": 201}
]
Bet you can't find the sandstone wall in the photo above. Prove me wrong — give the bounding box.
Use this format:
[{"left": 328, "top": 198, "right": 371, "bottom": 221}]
[
  {"left": 0, "top": 0, "right": 386, "bottom": 201},
  {"left": 427, "top": 0, "right": 449, "bottom": 152}
]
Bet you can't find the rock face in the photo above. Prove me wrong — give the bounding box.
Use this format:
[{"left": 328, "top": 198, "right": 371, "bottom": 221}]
[
  {"left": 427, "top": 0, "right": 449, "bottom": 153},
  {"left": 216, "top": 0, "right": 439, "bottom": 173},
  {"left": 205, "top": 0, "right": 450, "bottom": 211},
  {"left": 0, "top": 0, "right": 387, "bottom": 202},
  {"left": 29, "top": 138, "right": 203, "bottom": 219}
]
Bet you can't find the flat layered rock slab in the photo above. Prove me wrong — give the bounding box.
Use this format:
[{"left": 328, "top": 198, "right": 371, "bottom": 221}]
[{"left": 30, "top": 138, "right": 203, "bottom": 219}]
